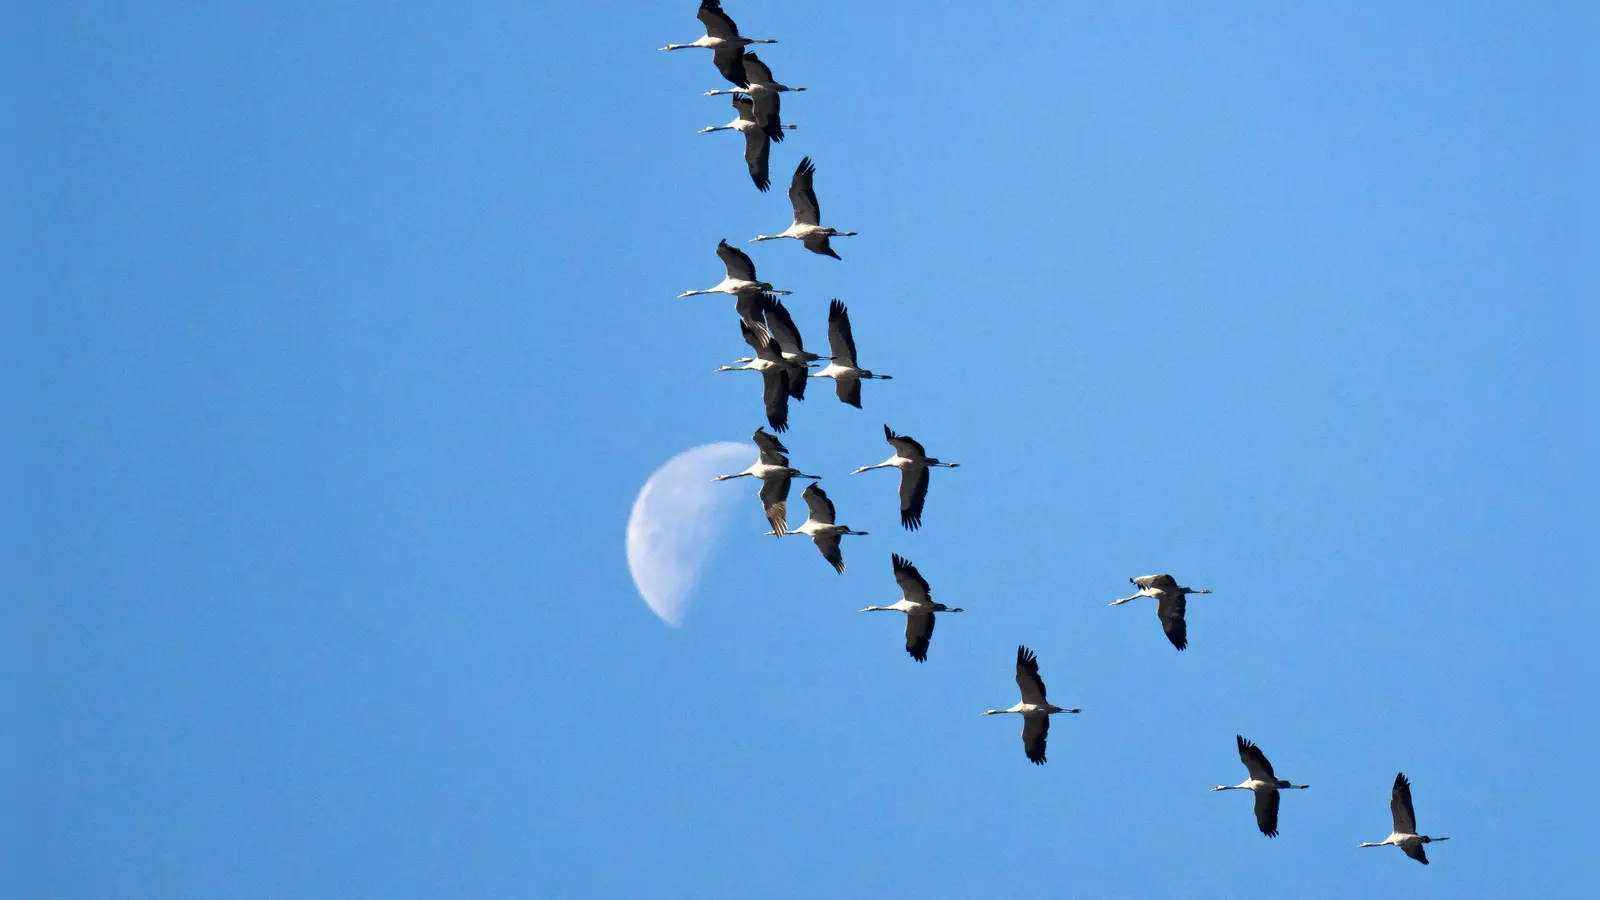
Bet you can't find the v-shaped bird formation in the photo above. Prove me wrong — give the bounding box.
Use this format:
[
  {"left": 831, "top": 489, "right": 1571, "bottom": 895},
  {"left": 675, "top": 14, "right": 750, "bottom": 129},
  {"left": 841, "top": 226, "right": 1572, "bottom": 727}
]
[{"left": 663, "top": 0, "right": 1450, "bottom": 865}]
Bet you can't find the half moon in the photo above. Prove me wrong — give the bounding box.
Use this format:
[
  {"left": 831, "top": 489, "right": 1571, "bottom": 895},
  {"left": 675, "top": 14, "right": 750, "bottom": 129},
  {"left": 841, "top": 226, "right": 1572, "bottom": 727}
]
[{"left": 626, "top": 442, "right": 753, "bottom": 626}]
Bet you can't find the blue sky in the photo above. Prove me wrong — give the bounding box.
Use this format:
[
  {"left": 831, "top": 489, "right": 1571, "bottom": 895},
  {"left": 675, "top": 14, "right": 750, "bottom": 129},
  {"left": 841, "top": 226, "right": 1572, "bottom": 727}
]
[{"left": 16, "top": 2, "right": 1590, "bottom": 897}]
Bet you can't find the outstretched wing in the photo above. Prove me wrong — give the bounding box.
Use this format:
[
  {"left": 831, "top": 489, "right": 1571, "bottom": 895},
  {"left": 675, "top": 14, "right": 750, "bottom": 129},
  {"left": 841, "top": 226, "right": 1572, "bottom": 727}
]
[
  {"left": 737, "top": 317, "right": 769, "bottom": 354},
  {"left": 835, "top": 375, "right": 862, "bottom": 408},
  {"left": 697, "top": 0, "right": 738, "bottom": 40},
  {"left": 740, "top": 52, "right": 776, "bottom": 84},
  {"left": 1391, "top": 772, "right": 1418, "bottom": 835},
  {"left": 905, "top": 610, "right": 935, "bottom": 662},
  {"left": 1157, "top": 592, "right": 1188, "bottom": 650},
  {"left": 826, "top": 299, "right": 858, "bottom": 367},
  {"left": 763, "top": 298, "right": 806, "bottom": 357},
  {"left": 1021, "top": 715, "right": 1049, "bottom": 765},
  {"left": 1237, "top": 735, "right": 1279, "bottom": 781},
  {"left": 813, "top": 532, "right": 844, "bottom": 574},
  {"left": 1015, "top": 645, "right": 1048, "bottom": 705},
  {"left": 751, "top": 89, "right": 785, "bottom": 141},
  {"left": 898, "top": 466, "right": 929, "bottom": 531},
  {"left": 802, "top": 234, "right": 838, "bottom": 259},
  {"left": 785, "top": 361, "right": 807, "bottom": 400},
  {"left": 1254, "top": 789, "right": 1281, "bottom": 838},
  {"left": 1133, "top": 574, "right": 1179, "bottom": 591},
  {"left": 734, "top": 292, "right": 766, "bottom": 331},
  {"left": 713, "top": 43, "right": 748, "bottom": 88},
  {"left": 891, "top": 553, "right": 932, "bottom": 605},
  {"left": 760, "top": 367, "right": 789, "bottom": 432},
  {"left": 800, "top": 482, "right": 835, "bottom": 524},
  {"left": 789, "top": 156, "right": 822, "bottom": 226},
  {"left": 751, "top": 427, "right": 788, "bottom": 457},
  {"left": 883, "top": 424, "right": 928, "bottom": 458},
  {"left": 717, "top": 238, "right": 759, "bottom": 280},
  {"left": 758, "top": 473, "right": 789, "bottom": 535},
  {"left": 742, "top": 127, "right": 771, "bottom": 191},
  {"left": 1402, "top": 843, "right": 1429, "bottom": 865}
]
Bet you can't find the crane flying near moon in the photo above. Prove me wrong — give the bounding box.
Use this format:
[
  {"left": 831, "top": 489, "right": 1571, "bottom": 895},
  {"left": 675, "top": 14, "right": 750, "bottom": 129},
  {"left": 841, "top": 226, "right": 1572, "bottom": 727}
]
[{"left": 626, "top": 442, "right": 752, "bottom": 626}]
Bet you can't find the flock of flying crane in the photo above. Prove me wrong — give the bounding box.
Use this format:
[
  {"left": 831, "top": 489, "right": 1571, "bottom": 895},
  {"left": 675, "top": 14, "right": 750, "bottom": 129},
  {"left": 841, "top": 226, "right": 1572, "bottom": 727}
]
[{"left": 661, "top": 0, "right": 1450, "bottom": 864}]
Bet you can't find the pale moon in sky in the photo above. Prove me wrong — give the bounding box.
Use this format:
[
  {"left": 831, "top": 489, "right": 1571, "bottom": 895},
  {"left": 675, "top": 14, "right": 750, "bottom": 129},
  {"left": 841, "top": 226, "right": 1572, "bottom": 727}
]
[{"left": 626, "top": 442, "right": 753, "bottom": 626}]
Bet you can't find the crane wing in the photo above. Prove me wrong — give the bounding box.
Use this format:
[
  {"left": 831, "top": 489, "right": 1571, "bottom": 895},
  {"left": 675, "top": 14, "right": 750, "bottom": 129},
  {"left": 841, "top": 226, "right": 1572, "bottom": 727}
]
[
  {"left": 734, "top": 291, "right": 767, "bottom": 332},
  {"left": 800, "top": 482, "right": 835, "bottom": 524},
  {"left": 751, "top": 427, "right": 788, "bottom": 457},
  {"left": 761, "top": 367, "right": 790, "bottom": 432},
  {"left": 1015, "top": 645, "right": 1048, "bottom": 705},
  {"left": 717, "top": 239, "right": 759, "bottom": 281},
  {"left": 789, "top": 156, "right": 822, "bottom": 226},
  {"left": 1254, "top": 788, "right": 1281, "bottom": 838},
  {"left": 883, "top": 424, "right": 927, "bottom": 458},
  {"left": 697, "top": 0, "right": 739, "bottom": 41},
  {"left": 763, "top": 298, "right": 805, "bottom": 356},
  {"left": 740, "top": 52, "right": 776, "bottom": 84},
  {"left": 898, "top": 465, "right": 929, "bottom": 531},
  {"left": 751, "top": 89, "right": 785, "bottom": 142},
  {"left": 1157, "top": 591, "right": 1188, "bottom": 650},
  {"left": 713, "top": 43, "right": 748, "bottom": 87},
  {"left": 758, "top": 482, "right": 788, "bottom": 537},
  {"left": 785, "top": 361, "right": 807, "bottom": 400},
  {"left": 802, "top": 234, "right": 838, "bottom": 259},
  {"left": 905, "top": 610, "right": 935, "bottom": 662},
  {"left": 891, "top": 553, "right": 932, "bottom": 605},
  {"left": 742, "top": 127, "right": 771, "bottom": 191},
  {"left": 1021, "top": 715, "right": 1049, "bottom": 765},
  {"left": 1391, "top": 772, "right": 1418, "bottom": 835},
  {"left": 1133, "top": 574, "right": 1178, "bottom": 591},
  {"left": 813, "top": 531, "right": 844, "bottom": 574},
  {"left": 826, "top": 299, "right": 858, "bottom": 367},
  {"left": 835, "top": 375, "right": 862, "bottom": 408},
  {"left": 737, "top": 317, "right": 768, "bottom": 354},
  {"left": 1237, "top": 735, "right": 1278, "bottom": 781}
]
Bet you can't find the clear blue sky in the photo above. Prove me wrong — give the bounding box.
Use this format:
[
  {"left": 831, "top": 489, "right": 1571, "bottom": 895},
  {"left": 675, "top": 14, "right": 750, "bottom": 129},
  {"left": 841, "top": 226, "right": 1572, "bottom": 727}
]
[{"left": 16, "top": 2, "right": 1590, "bottom": 898}]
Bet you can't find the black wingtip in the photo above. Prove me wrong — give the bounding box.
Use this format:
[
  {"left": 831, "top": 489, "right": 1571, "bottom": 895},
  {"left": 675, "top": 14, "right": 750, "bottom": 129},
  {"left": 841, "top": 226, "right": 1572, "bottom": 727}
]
[
  {"left": 891, "top": 553, "right": 910, "bottom": 570},
  {"left": 900, "top": 513, "right": 921, "bottom": 531}
]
